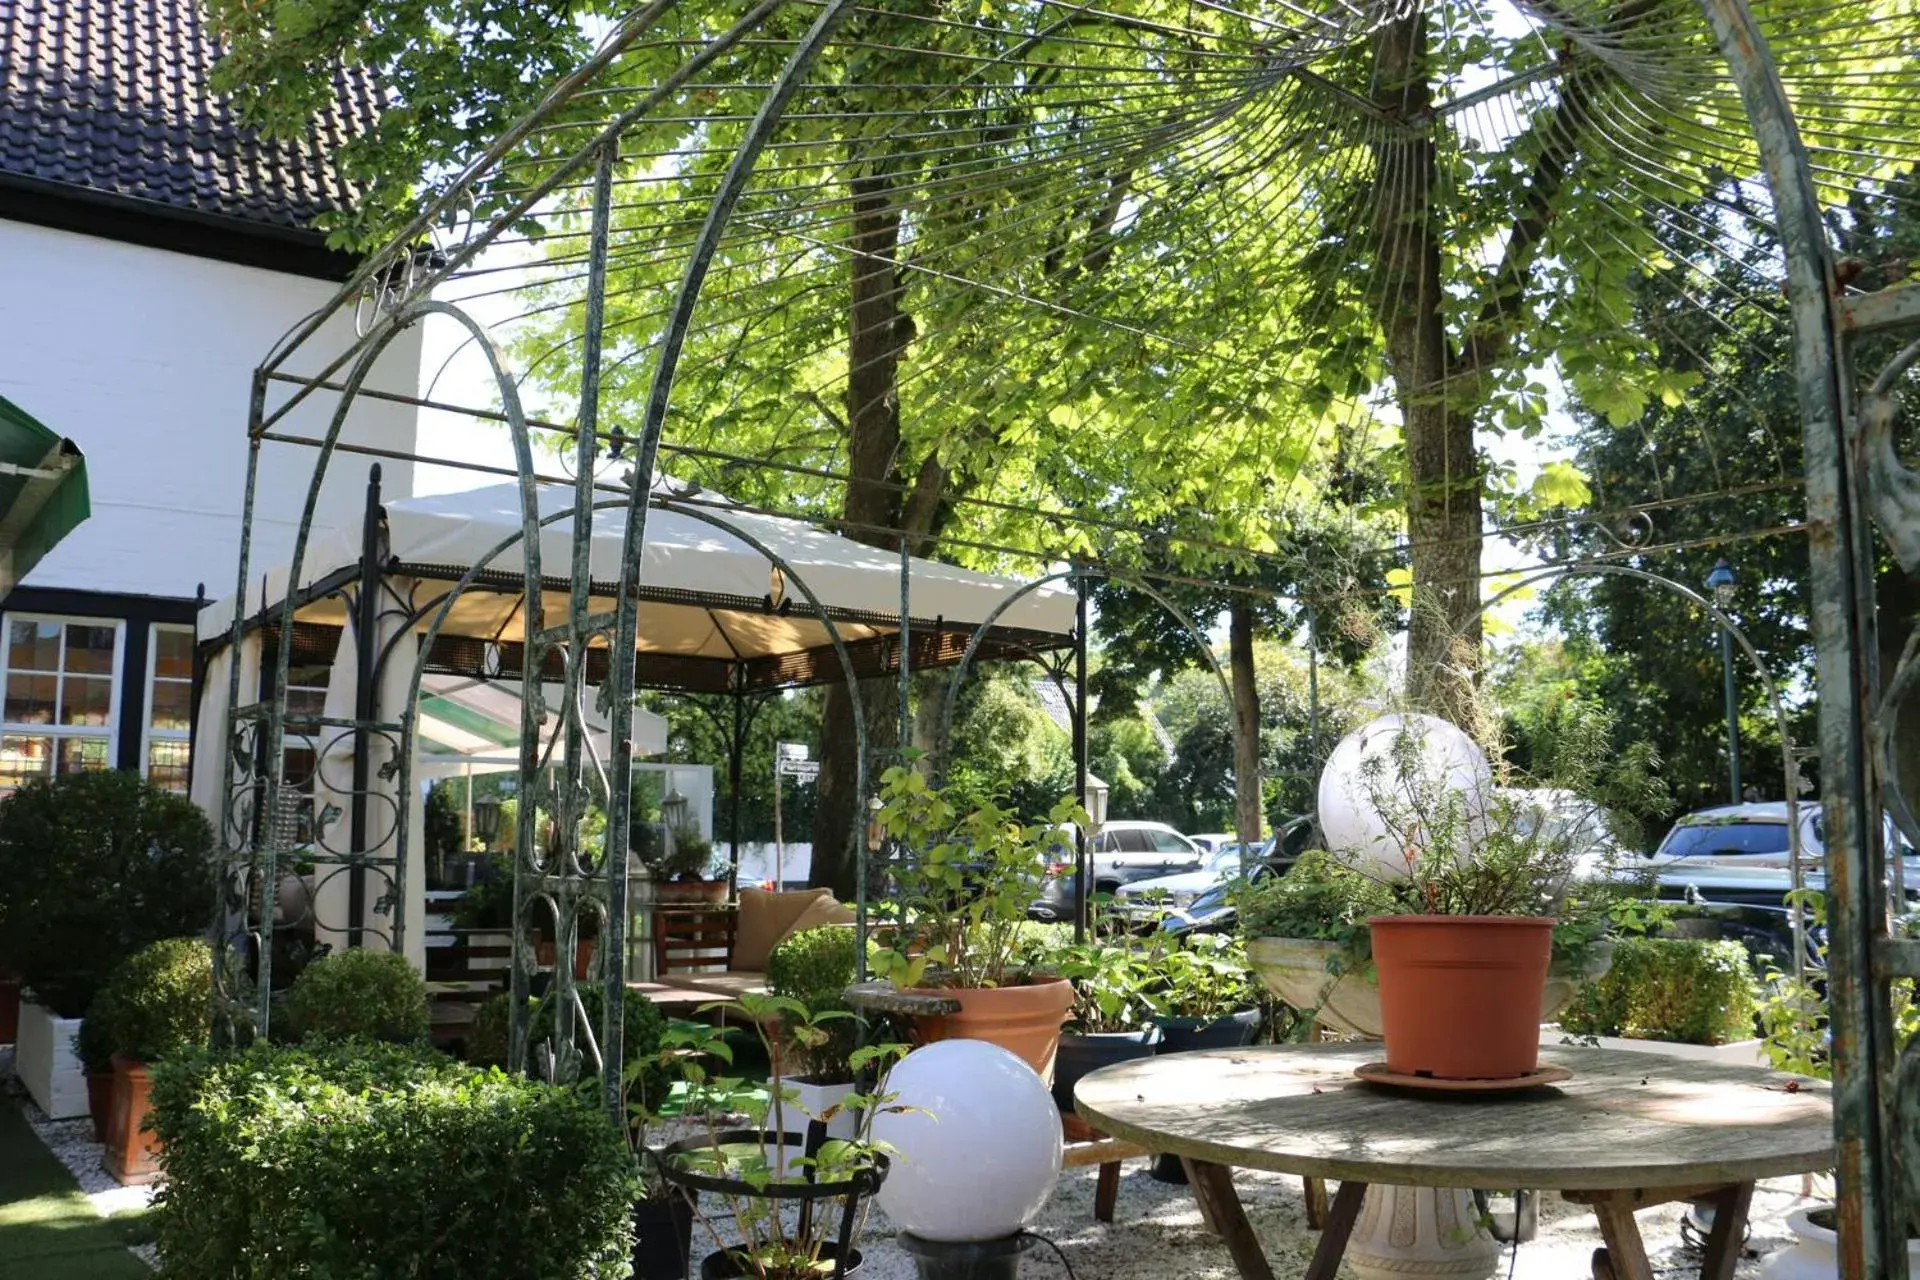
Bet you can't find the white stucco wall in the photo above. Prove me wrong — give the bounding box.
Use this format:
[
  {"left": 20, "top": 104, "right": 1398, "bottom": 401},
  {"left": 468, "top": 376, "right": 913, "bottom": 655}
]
[{"left": 0, "top": 218, "right": 419, "bottom": 601}]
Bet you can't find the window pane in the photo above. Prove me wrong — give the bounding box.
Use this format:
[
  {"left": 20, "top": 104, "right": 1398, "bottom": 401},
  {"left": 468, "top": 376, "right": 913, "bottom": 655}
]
[
  {"left": 1150, "top": 831, "right": 1194, "bottom": 854},
  {"left": 147, "top": 740, "right": 191, "bottom": 794},
  {"left": 64, "top": 625, "right": 116, "bottom": 674},
  {"left": 152, "top": 628, "right": 194, "bottom": 680},
  {"left": 57, "top": 737, "right": 110, "bottom": 773},
  {"left": 61, "top": 674, "right": 112, "bottom": 727},
  {"left": 150, "top": 680, "right": 192, "bottom": 732},
  {"left": 0, "top": 734, "right": 52, "bottom": 791},
  {"left": 4, "top": 672, "right": 56, "bottom": 724},
  {"left": 8, "top": 620, "right": 59, "bottom": 672}
]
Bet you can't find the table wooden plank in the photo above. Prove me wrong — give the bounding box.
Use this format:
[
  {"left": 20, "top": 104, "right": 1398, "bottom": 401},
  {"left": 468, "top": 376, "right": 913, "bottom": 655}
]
[
  {"left": 1185, "top": 1159, "right": 1277, "bottom": 1280},
  {"left": 1590, "top": 1194, "right": 1657, "bottom": 1280},
  {"left": 1074, "top": 1043, "right": 1832, "bottom": 1191},
  {"left": 1700, "top": 1181, "right": 1755, "bottom": 1280},
  {"left": 1303, "top": 1180, "right": 1367, "bottom": 1280}
]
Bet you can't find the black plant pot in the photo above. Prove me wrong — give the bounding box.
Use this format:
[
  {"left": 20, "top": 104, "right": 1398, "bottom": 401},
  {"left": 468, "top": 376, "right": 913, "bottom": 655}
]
[
  {"left": 1154, "top": 1007, "right": 1260, "bottom": 1055},
  {"left": 699, "top": 1243, "right": 862, "bottom": 1279},
  {"left": 1051, "top": 1028, "right": 1160, "bottom": 1115},
  {"left": 632, "top": 1190, "right": 696, "bottom": 1280}
]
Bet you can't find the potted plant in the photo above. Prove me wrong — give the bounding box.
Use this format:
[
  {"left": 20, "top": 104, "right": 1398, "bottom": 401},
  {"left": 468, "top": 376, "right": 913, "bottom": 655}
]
[
  {"left": 73, "top": 1002, "right": 115, "bottom": 1142},
  {"left": 650, "top": 823, "right": 729, "bottom": 905},
  {"left": 659, "top": 992, "right": 905, "bottom": 1279},
  {"left": 92, "top": 937, "right": 212, "bottom": 1183},
  {"left": 1051, "top": 941, "right": 1159, "bottom": 1129},
  {"left": 1749, "top": 892, "right": 1920, "bottom": 1278},
  {"left": 767, "top": 925, "right": 866, "bottom": 1140},
  {"left": 1148, "top": 934, "right": 1263, "bottom": 1053},
  {"left": 0, "top": 771, "right": 216, "bottom": 1118},
  {"left": 868, "top": 768, "right": 1078, "bottom": 1078}
]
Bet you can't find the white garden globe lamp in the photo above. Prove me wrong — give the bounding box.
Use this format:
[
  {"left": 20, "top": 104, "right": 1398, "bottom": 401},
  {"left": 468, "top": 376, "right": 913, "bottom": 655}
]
[
  {"left": 871, "top": 1039, "right": 1063, "bottom": 1242},
  {"left": 1316, "top": 712, "right": 1492, "bottom": 880}
]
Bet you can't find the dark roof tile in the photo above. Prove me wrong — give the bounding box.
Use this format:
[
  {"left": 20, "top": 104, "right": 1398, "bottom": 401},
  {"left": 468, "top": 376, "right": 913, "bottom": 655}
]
[{"left": 0, "top": 0, "right": 372, "bottom": 232}]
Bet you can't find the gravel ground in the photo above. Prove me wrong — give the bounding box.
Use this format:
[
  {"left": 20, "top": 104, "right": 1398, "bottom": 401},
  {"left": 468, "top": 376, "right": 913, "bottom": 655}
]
[{"left": 682, "top": 1159, "right": 1818, "bottom": 1279}]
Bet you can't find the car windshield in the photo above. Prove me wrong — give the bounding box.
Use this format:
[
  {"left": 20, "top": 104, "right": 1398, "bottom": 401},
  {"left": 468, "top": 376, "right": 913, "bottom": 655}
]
[
  {"left": 1660, "top": 821, "right": 1792, "bottom": 858},
  {"left": 1208, "top": 848, "right": 1241, "bottom": 876}
]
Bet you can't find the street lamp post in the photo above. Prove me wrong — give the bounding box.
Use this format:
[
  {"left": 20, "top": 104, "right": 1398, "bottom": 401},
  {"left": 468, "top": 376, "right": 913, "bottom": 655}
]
[{"left": 1705, "top": 559, "right": 1741, "bottom": 804}]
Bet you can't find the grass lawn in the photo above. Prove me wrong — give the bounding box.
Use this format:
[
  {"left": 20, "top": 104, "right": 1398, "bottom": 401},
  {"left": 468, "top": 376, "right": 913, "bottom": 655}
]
[{"left": 0, "top": 1103, "right": 150, "bottom": 1279}]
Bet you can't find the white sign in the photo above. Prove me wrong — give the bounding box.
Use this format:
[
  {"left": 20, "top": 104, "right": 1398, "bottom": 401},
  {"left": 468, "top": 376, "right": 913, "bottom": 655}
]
[
  {"left": 778, "top": 742, "right": 811, "bottom": 761},
  {"left": 778, "top": 758, "right": 821, "bottom": 782}
]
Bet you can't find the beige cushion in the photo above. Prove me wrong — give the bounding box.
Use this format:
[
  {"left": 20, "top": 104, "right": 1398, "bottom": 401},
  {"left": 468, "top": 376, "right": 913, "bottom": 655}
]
[
  {"left": 781, "top": 895, "right": 856, "bottom": 940},
  {"left": 733, "top": 888, "right": 831, "bottom": 971}
]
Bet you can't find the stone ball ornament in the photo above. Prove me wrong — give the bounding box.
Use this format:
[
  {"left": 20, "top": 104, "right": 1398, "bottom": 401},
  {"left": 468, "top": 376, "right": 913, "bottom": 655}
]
[
  {"left": 1317, "top": 711, "right": 1492, "bottom": 880},
  {"left": 870, "top": 1039, "right": 1063, "bottom": 1242}
]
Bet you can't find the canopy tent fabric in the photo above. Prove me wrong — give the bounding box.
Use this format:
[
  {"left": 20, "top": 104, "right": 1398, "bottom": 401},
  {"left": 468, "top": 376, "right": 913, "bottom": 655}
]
[
  {"left": 199, "top": 479, "right": 1076, "bottom": 693},
  {"left": 0, "top": 395, "right": 89, "bottom": 596},
  {"left": 415, "top": 673, "right": 668, "bottom": 777}
]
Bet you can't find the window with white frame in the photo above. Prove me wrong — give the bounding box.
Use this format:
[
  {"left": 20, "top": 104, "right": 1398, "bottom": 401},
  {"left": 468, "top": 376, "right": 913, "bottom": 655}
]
[
  {"left": 0, "top": 616, "right": 122, "bottom": 793},
  {"left": 144, "top": 625, "right": 194, "bottom": 794}
]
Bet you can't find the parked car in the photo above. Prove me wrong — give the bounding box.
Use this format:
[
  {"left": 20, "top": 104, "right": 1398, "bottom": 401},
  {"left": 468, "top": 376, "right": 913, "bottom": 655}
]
[
  {"left": 1189, "top": 833, "right": 1239, "bottom": 855},
  {"left": 1643, "top": 801, "right": 1919, "bottom": 878},
  {"left": 1112, "top": 816, "right": 1320, "bottom": 928},
  {"left": 1027, "top": 820, "right": 1205, "bottom": 922}
]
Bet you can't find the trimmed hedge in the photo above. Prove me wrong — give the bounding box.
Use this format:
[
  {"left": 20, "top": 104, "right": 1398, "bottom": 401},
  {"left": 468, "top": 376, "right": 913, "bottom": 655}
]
[
  {"left": 1562, "top": 936, "right": 1759, "bottom": 1046},
  {"left": 285, "top": 948, "right": 430, "bottom": 1044},
  {"left": 148, "top": 1041, "right": 635, "bottom": 1278},
  {"left": 92, "top": 937, "right": 212, "bottom": 1062}
]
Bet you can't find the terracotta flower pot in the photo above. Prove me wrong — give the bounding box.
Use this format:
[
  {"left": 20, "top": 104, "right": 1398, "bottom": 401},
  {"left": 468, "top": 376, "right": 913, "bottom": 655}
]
[
  {"left": 1369, "top": 915, "right": 1555, "bottom": 1081},
  {"left": 652, "top": 878, "right": 731, "bottom": 906},
  {"left": 86, "top": 1069, "right": 114, "bottom": 1143},
  {"left": 903, "top": 978, "right": 1075, "bottom": 1082},
  {"left": 104, "top": 1054, "right": 163, "bottom": 1185},
  {"left": 534, "top": 937, "right": 597, "bottom": 978}
]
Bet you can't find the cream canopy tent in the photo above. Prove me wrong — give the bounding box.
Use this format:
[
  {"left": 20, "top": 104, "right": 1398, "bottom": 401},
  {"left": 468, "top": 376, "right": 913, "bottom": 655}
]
[
  {"left": 192, "top": 473, "right": 1076, "bottom": 967},
  {"left": 415, "top": 674, "right": 666, "bottom": 777}
]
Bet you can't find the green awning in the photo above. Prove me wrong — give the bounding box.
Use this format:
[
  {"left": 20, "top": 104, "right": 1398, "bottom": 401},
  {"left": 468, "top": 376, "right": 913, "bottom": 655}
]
[{"left": 0, "top": 396, "right": 89, "bottom": 597}]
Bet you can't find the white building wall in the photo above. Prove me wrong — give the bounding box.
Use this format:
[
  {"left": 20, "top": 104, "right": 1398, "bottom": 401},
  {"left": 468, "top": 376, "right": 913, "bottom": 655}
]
[{"left": 0, "top": 218, "right": 419, "bottom": 601}]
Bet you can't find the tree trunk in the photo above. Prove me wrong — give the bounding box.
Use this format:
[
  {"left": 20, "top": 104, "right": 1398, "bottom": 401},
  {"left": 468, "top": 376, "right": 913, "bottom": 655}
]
[
  {"left": 1371, "top": 15, "right": 1482, "bottom": 731},
  {"left": 1228, "top": 599, "right": 1264, "bottom": 846},
  {"left": 811, "top": 167, "right": 911, "bottom": 899}
]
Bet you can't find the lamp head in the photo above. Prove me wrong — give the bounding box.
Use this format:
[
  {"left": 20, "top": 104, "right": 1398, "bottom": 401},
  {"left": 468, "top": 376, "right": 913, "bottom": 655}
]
[
  {"left": 1082, "top": 773, "right": 1110, "bottom": 834},
  {"left": 471, "top": 796, "right": 503, "bottom": 846},
  {"left": 1705, "top": 558, "right": 1737, "bottom": 608}
]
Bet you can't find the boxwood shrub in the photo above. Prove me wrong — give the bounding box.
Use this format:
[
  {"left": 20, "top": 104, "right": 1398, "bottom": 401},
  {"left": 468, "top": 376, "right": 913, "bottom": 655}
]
[
  {"left": 1562, "top": 936, "right": 1759, "bottom": 1046},
  {"left": 148, "top": 1041, "right": 635, "bottom": 1278},
  {"left": 284, "top": 948, "right": 431, "bottom": 1044}
]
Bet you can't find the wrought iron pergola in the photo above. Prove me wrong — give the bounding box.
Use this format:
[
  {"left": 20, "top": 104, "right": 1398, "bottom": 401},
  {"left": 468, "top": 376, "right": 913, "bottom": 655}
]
[{"left": 206, "top": 2, "right": 1920, "bottom": 1271}]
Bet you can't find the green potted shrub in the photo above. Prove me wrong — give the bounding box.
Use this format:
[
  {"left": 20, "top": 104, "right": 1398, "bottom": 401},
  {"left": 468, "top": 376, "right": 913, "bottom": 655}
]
[
  {"left": 658, "top": 993, "right": 905, "bottom": 1279},
  {"left": 1148, "top": 934, "right": 1263, "bottom": 1053},
  {"left": 0, "top": 771, "right": 215, "bottom": 1119},
  {"left": 868, "top": 767, "right": 1079, "bottom": 1079},
  {"left": 284, "top": 947, "right": 431, "bottom": 1044},
  {"left": 766, "top": 925, "right": 866, "bottom": 1140},
  {"left": 1561, "top": 935, "right": 1761, "bottom": 1058},
  {"left": 1051, "top": 941, "right": 1159, "bottom": 1124},
  {"left": 90, "top": 937, "right": 211, "bottom": 1184}
]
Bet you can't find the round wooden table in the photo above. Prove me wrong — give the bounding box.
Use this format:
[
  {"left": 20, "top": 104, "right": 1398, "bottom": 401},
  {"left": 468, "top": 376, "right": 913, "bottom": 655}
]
[{"left": 1075, "top": 1042, "right": 1833, "bottom": 1280}]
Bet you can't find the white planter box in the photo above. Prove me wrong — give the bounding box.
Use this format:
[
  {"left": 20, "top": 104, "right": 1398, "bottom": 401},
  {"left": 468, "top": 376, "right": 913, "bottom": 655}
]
[
  {"left": 1543, "top": 1028, "right": 1767, "bottom": 1067},
  {"left": 15, "top": 999, "right": 89, "bottom": 1119},
  {"left": 778, "top": 1078, "right": 858, "bottom": 1142}
]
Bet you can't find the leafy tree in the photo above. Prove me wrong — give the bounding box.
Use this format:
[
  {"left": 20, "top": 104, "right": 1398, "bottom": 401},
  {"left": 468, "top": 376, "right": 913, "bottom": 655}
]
[{"left": 1542, "top": 167, "right": 1920, "bottom": 831}]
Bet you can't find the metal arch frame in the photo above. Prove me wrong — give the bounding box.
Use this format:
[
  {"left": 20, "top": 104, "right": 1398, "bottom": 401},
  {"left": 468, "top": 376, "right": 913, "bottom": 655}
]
[
  {"left": 1472, "top": 560, "right": 1813, "bottom": 983},
  {"left": 1699, "top": 0, "right": 1909, "bottom": 1271},
  {"left": 936, "top": 563, "right": 1251, "bottom": 940},
  {"left": 214, "top": 296, "right": 549, "bottom": 1045}
]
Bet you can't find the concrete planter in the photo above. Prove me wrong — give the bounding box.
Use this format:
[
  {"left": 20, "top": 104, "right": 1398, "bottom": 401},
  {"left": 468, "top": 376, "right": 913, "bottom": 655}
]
[
  {"left": 1756, "top": 1206, "right": 1920, "bottom": 1279},
  {"left": 1248, "top": 937, "right": 1612, "bottom": 1038},
  {"left": 15, "top": 999, "right": 89, "bottom": 1118},
  {"left": 1542, "top": 1029, "right": 1768, "bottom": 1067}
]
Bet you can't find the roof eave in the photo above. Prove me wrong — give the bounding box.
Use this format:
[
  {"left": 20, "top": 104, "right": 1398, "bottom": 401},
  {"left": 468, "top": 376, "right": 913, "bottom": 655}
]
[{"left": 0, "top": 172, "right": 362, "bottom": 282}]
